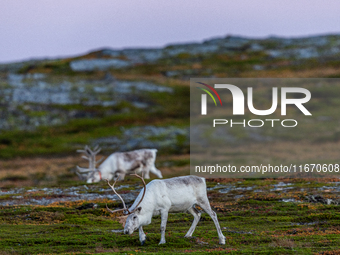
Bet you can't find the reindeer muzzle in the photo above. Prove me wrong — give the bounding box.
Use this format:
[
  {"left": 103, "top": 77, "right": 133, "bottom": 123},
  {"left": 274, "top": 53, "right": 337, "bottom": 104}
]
[{"left": 124, "top": 229, "right": 133, "bottom": 235}]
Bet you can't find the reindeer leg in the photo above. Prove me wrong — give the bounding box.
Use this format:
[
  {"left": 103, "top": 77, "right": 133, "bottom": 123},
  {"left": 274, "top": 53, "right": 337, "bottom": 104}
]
[
  {"left": 184, "top": 207, "right": 201, "bottom": 238},
  {"left": 139, "top": 226, "right": 146, "bottom": 245},
  {"left": 132, "top": 162, "right": 147, "bottom": 178},
  {"left": 159, "top": 210, "right": 168, "bottom": 244},
  {"left": 117, "top": 172, "right": 126, "bottom": 181},
  {"left": 144, "top": 169, "right": 150, "bottom": 179},
  {"left": 144, "top": 155, "right": 162, "bottom": 179},
  {"left": 197, "top": 199, "right": 226, "bottom": 245},
  {"left": 150, "top": 166, "right": 163, "bottom": 178},
  {"left": 138, "top": 162, "right": 150, "bottom": 179}
]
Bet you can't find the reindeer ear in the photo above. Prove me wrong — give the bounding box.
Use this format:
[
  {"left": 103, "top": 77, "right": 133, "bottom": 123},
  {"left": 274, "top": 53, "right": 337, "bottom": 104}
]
[
  {"left": 136, "top": 207, "right": 142, "bottom": 213},
  {"left": 118, "top": 215, "right": 128, "bottom": 228}
]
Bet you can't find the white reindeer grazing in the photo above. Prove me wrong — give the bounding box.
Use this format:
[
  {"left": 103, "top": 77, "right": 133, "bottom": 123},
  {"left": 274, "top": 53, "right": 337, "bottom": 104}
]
[
  {"left": 106, "top": 174, "right": 226, "bottom": 245},
  {"left": 76, "top": 146, "right": 163, "bottom": 183}
]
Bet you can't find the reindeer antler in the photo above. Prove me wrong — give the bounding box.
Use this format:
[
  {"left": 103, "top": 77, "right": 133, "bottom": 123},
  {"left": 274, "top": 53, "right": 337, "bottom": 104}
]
[
  {"left": 105, "top": 172, "right": 147, "bottom": 215},
  {"left": 76, "top": 145, "right": 103, "bottom": 176},
  {"left": 105, "top": 178, "right": 131, "bottom": 214},
  {"left": 130, "top": 172, "right": 146, "bottom": 213}
]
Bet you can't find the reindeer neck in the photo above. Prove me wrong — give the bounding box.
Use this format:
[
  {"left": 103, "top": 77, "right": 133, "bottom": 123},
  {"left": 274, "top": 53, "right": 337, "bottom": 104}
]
[{"left": 128, "top": 186, "right": 152, "bottom": 213}]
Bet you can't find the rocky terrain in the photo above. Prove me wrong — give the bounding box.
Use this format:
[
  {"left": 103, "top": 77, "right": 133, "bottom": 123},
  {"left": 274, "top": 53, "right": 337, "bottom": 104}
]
[
  {"left": 0, "top": 34, "right": 339, "bottom": 157},
  {"left": 0, "top": 73, "right": 172, "bottom": 131},
  {"left": 0, "top": 33, "right": 340, "bottom": 151}
]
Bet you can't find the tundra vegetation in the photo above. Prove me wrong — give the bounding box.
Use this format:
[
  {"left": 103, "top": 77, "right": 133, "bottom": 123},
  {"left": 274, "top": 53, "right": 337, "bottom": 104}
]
[{"left": 1, "top": 34, "right": 340, "bottom": 254}]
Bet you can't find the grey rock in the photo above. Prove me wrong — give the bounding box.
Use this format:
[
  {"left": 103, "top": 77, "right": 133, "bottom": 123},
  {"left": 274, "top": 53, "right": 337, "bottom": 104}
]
[
  {"left": 92, "top": 126, "right": 189, "bottom": 151},
  {"left": 70, "top": 59, "right": 131, "bottom": 71},
  {"left": 0, "top": 185, "right": 139, "bottom": 206},
  {"left": 0, "top": 75, "right": 172, "bottom": 131},
  {"left": 253, "top": 65, "right": 265, "bottom": 71},
  {"left": 281, "top": 198, "right": 300, "bottom": 203},
  {"left": 305, "top": 195, "right": 339, "bottom": 205}
]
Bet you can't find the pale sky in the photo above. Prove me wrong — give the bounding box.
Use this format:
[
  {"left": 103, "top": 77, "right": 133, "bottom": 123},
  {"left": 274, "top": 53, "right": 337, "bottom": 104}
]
[{"left": 1, "top": 0, "right": 340, "bottom": 63}]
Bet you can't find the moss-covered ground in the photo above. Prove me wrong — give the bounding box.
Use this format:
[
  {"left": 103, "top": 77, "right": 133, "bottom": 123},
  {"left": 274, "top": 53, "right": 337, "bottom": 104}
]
[{"left": 1, "top": 175, "right": 340, "bottom": 254}]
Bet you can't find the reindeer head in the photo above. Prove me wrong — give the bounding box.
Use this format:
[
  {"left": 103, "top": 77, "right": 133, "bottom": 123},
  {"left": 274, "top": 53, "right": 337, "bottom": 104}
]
[
  {"left": 105, "top": 173, "right": 146, "bottom": 234},
  {"left": 76, "top": 145, "right": 104, "bottom": 182},
  {"left": 86, "top": 171, "right": 102, "bottom": 183},
  {"left": 124, "top": 207, "right": 142, "bottom": 234}
]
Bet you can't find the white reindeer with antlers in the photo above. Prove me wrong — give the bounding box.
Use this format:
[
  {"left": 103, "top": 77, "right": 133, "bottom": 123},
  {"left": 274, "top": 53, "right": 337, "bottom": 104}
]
[
  {"left": 106, "top": 174, "right": 226, "bottom": 245},
  {"left": 76, "top": 146, "right": 163, "bottom": 183}
]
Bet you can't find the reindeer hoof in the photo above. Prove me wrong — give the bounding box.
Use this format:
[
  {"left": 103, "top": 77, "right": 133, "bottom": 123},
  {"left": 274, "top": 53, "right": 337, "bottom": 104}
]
[
  {"left": 158, "top": 240, "right": 166, "bottom": 245},
  {"left": 140, "top": 236, "right": 147, "bottom": 245}
]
